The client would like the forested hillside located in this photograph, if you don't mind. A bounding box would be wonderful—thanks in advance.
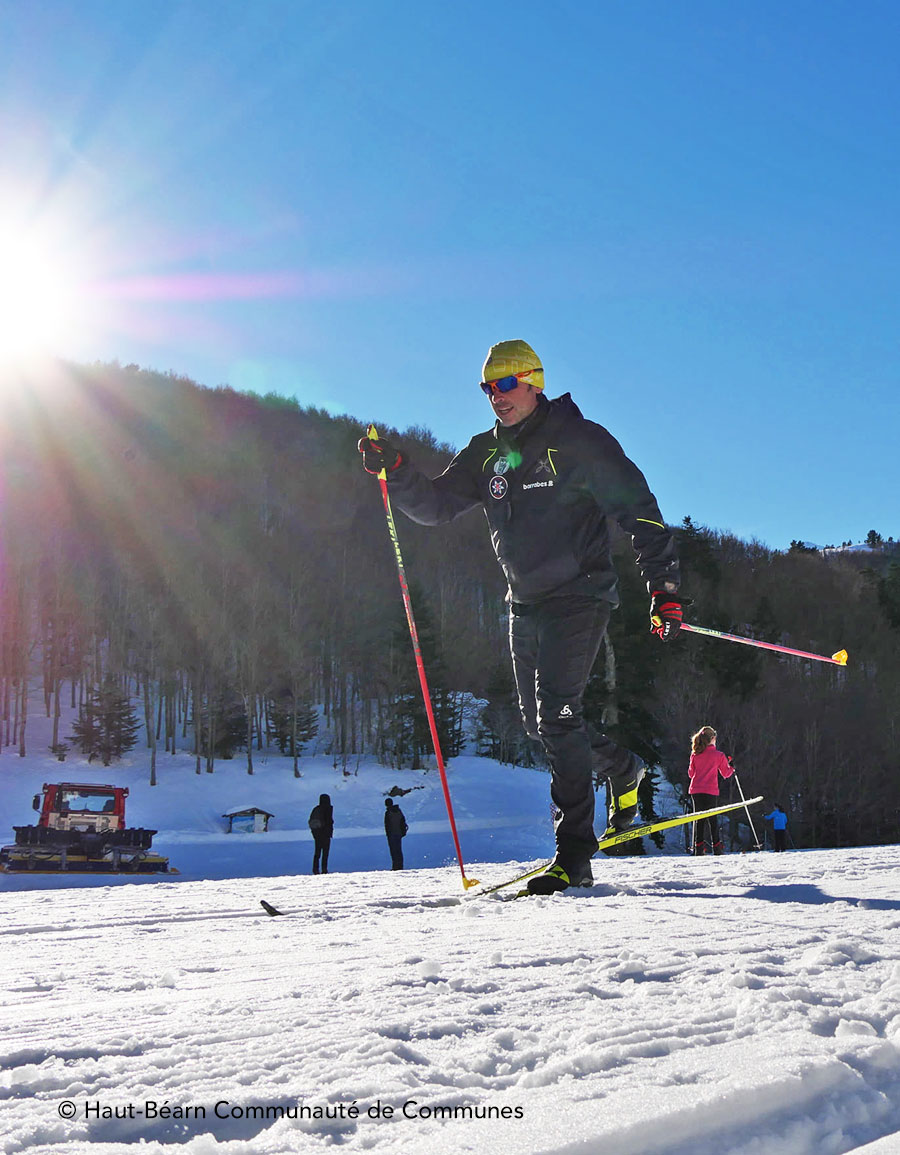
[1,360,897,849]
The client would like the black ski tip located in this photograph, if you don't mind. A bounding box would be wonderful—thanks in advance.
[260,900,284,917]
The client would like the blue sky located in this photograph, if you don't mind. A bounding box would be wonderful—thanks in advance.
[1,0,898,549]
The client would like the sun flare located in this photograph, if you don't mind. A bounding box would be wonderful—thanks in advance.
[0,226,85,364]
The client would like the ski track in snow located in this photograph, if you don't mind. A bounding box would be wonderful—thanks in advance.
[2,848,900,1155]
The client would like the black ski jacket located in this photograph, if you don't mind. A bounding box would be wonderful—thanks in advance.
[308,802,334,839]
[386,392,679,606]
[384,805,408,838]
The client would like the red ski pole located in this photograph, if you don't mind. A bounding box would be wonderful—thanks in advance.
[367,425,479,890]
[680,622,848,667]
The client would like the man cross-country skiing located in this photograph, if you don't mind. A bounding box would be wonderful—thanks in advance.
[359,339,684,895]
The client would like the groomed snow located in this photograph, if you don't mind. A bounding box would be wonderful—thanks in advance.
[2,846,900,1155]
[2,705,899,1153]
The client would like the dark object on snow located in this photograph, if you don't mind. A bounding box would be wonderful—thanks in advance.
[384,798,408,870]
[526,852,594,895]
[260,900,284,916]
[308,793,334,874]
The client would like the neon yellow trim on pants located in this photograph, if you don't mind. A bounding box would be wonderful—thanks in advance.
[615,786,639,812]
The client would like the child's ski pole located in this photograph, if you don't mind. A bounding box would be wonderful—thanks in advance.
[732,770,762,851]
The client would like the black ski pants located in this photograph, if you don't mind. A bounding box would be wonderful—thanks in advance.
[387,833,404,870]
[312,835,330,874]
[510,595,644,861]
[691,793,718,850]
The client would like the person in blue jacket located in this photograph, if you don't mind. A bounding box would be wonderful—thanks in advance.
[764,804,788,851]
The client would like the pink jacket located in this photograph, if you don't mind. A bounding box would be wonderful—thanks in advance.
[688,744,734,796]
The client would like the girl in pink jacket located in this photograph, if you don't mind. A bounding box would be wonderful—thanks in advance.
[688,725,734,856]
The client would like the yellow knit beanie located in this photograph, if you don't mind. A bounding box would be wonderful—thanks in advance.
[481,339,544,389]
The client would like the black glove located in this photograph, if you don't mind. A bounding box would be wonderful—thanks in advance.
[358,435,403,476]
[649,589,690,642]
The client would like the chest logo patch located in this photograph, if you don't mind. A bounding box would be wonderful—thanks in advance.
[489,475,509,500]
[493,457,511,475]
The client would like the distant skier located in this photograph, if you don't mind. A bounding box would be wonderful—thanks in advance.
[308,793,334,874]
[359,339,683,895]
[688,726,734,855]
[384,797,408,870]
[764,804,789,851]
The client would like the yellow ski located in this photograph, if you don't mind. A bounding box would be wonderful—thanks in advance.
[475,796,764,897]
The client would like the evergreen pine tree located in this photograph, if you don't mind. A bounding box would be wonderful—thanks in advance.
[379,584,458,769]
[877,563,900,629]
[476,662,535,766]
[70,675,141,766]
[268,694,319,756]
[192,691,247,760]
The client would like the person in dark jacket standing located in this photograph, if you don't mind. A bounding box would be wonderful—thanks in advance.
[308,793,334,874]
[687,726,734,855]
[384,797,408,870]
[359,339,683,895]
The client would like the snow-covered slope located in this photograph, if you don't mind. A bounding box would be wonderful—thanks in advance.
[2,847,900,1155]
[0,685,688,891]
[0,748,564,889]
[3,687,899,1154]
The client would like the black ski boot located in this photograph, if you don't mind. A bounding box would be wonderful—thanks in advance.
[527,853,594,896]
